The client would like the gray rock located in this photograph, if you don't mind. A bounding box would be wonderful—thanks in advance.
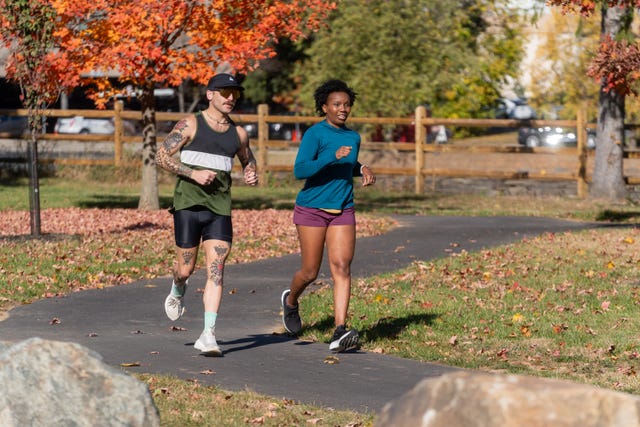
[376,371,640,427]
[0,337,159,427]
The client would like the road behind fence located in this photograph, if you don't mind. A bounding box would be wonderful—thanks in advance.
[2,103,640,198]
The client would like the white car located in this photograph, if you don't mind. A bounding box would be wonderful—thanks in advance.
[54,116,115,134]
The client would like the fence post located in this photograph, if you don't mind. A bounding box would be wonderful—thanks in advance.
[414,105,427,194]
[113,100,124,167]
[257,104,268,186]
[576,105,587,198]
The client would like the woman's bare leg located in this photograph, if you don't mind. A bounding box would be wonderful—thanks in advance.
[287,225,327,305]
[325,224,356,326]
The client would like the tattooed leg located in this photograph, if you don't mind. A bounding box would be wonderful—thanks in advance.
[202,240,231,313]
[174,246,198,285]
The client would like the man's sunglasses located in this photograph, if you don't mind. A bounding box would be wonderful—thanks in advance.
[216,88,241,99]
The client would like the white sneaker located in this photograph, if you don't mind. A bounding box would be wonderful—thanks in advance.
[194,329,222,356]
[164,293,186,321]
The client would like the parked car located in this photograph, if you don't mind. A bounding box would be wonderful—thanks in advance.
[54,116,115,134]
[242,121,307,141]
[495,98,536,120]
[518,126,596,149]
[486,98,537,135]
[0,116,28,135]
[426,125,452,144]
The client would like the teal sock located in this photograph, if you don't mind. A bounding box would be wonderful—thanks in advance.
[171,280,187,297]
[204,312,217,331]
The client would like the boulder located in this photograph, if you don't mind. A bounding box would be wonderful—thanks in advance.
[376,371,640,427]
[0,338,159,427]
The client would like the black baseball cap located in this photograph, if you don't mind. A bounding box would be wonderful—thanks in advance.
[206,73,244,91]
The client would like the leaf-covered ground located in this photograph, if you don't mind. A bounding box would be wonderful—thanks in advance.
[0,208,394,257]
[0,208,395,310]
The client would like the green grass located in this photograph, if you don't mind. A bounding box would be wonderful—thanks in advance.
[137,373,374,427]
[0,176,175,210]
[5,172,640,223]
[297,228,640,393]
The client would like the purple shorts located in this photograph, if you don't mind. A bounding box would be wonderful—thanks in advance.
[293,205,356,227]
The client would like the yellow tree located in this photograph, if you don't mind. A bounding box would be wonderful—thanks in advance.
[526,9,600,120]
[49,0,334,209]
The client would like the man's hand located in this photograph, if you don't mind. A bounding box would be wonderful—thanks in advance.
[244,162,258,186]
[192,169,217,186]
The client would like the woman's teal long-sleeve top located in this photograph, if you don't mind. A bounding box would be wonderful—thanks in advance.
[293,120,362,210]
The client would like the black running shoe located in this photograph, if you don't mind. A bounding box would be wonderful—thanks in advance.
[329,325,359,353]
[281,290,302,335]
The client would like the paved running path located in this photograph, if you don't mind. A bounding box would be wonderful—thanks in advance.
[0,216,595,414]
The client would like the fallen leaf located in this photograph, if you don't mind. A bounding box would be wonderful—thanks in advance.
[49,317,60,325]
[199,369,216,375]
[323,355,340,364]
[551,323,568,334]
[120,362,140,367]
[449,335,458,346]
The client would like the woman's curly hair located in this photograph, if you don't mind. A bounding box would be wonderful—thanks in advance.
[313,79,357,116]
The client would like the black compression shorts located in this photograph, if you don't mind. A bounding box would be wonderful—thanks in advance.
[173,206,233,248]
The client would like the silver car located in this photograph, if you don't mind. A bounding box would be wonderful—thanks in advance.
[54,116,115,134]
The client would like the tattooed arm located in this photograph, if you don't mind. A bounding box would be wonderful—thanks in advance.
[156,116,216,186]
[235,125,258,186]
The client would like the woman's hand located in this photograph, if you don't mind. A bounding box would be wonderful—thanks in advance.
[335,145,352,159]
[361,165,376,187]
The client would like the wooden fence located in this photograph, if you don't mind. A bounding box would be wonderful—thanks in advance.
[1,103,638,198]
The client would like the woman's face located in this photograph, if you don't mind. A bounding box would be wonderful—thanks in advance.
[322,91,352,127]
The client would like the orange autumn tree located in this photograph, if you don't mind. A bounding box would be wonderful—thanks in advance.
[546,0,640,200]
[0,0,82,236]
[49,0,335,209]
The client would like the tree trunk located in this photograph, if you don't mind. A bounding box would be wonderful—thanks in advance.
[137,84,160,210]
[27,133,41,237]
[589,4,628,201]
[27,111,47,237]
